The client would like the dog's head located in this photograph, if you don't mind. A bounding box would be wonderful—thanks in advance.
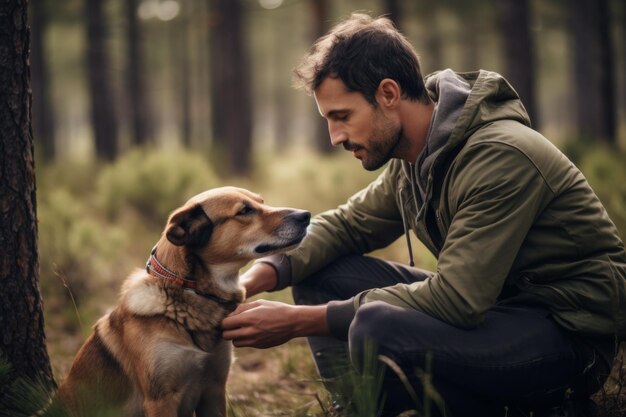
[163,187,310,266]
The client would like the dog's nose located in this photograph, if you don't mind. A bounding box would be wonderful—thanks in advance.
[287,210,311,225]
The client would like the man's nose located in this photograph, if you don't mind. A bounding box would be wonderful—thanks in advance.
[328,123,347,147]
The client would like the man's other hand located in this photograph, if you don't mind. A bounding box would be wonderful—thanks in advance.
[221,300,329,349]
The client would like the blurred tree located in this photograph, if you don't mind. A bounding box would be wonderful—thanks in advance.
[418,0,443,73]
[264,5,291,153]
[85,0,119,160]
[452,1,483,71]
[622,1,626,123]
[126,0,154,146]
[311,0,333,154]
[0,0,55,404]
[174,1,192,147]
[30,0,57,163]
[495,0,538,128]
[569,0,616,143]
[209,0,252,175]
[381,0,401,29]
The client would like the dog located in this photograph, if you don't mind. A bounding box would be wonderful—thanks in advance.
[53,187,310,417]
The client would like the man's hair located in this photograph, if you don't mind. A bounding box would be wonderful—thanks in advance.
[294,13,429,105]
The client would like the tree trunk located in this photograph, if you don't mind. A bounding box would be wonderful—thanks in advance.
[454,2,481,72]
[208,0,252,175]
[495,0,538,128]
[622,1,626,124]
[418,0,443,74]
[622,2,626,126]
[271,7,291,152]
[0,0,55,405]
[381,0,401,29]
[85,0,118,160]
[125,0,153,146]
[29,0,56,162]
[175,2,192,148]
[311,0,333,154]
[569,0,616,143]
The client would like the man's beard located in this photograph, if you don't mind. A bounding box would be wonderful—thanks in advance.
[349,117,403,171]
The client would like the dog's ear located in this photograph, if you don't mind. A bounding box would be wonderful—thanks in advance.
[166,204,213,248]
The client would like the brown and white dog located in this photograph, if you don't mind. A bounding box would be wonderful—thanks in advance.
[54,187,310,417]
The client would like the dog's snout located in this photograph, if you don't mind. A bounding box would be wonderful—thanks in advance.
[287,210,311,225]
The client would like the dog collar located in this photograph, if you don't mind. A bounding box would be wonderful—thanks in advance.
[146,246,236,308]
[146,246,197,289]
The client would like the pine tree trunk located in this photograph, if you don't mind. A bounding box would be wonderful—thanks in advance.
[311,0,333,154]
[85,0,118,160]
[570,0,616,143]
[381,0,401,29]
[126,0,153,146]
[29,0,56,162]
[209,0,252,176]
[175,3,192,147]
[496,0,538,128]
[0,0,55,406]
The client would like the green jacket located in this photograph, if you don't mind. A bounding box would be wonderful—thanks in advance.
[266,70,626,345]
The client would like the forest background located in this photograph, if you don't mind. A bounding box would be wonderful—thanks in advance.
[1,0,626,416]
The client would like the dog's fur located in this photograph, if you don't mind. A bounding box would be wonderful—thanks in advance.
[54,187,309,417]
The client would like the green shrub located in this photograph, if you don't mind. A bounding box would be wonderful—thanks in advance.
[576,146,626,238]
[254,151,381,215]
[96,148,221,224]
[38,188,126,312]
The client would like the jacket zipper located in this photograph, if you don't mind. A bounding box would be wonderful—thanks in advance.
[435,210,445,241]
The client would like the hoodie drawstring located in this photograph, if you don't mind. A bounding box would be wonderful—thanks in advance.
[399,164,430,268]
[399,190,415,267]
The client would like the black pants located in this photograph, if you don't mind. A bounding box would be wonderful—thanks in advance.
[293,255,608,417]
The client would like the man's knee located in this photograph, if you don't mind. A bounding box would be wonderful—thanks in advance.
[349,302,401,358]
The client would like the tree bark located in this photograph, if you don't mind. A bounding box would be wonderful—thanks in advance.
[495,0,538,128]
[311,0,333,154]
[29,0,56,162]
[208,0,252,175]
[569,0,616,143]
[125,0,153,146]
[0,0,55,406]
[85,0,118,160]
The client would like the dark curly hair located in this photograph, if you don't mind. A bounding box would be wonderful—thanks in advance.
[293,13,429,105]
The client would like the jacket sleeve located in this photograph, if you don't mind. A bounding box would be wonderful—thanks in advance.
[266,162,406,290]
[359,142,555,329]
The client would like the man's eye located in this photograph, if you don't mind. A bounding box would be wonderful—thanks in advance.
[237,205,255,216]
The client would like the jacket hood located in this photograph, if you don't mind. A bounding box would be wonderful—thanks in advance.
[425,69,531,139]
[404,69,532,197]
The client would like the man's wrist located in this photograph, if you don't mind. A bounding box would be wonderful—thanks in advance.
[254,255,292,291]
[242,262,278,297]
[293,304,330,337]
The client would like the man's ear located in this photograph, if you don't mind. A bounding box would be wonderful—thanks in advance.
[376,78,401,108]
[165,204,213,248]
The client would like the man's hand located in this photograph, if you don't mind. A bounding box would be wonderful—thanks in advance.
[221,300,329,349]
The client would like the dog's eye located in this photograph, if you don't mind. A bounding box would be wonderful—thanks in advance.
[237,205,255,216]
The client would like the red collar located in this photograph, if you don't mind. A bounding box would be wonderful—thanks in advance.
[146,246,198,290]
[145,246,236,308]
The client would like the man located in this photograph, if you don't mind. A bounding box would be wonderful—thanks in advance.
[222,13,626,416]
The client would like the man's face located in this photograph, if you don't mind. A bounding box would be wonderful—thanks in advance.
[314,77,402,171]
